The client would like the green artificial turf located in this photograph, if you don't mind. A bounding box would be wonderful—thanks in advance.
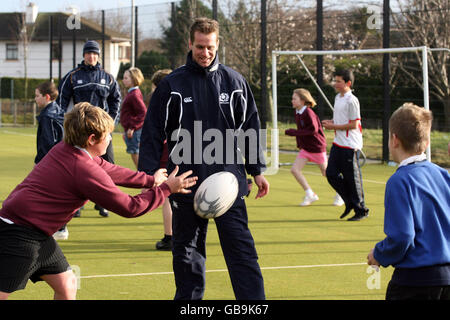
[1,127,396,300]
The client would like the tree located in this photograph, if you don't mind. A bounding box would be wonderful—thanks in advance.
[160,0,212,69]
[137,50,171,78]
[10,7,38,101]
[392,0,450,130]
[117,50,170,80]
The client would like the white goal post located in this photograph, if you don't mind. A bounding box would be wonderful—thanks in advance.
[271,46,434,167]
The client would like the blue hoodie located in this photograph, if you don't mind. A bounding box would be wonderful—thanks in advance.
[35,101,65,164]
[139,52,266,202]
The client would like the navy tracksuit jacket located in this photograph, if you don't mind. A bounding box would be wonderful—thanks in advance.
[139,52,266,300]
[58,61,121,122]
[35,101,65,164]
[58,61,121,163]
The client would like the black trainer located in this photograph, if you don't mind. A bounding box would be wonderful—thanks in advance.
[94,204,109,217]
[347,208,369,221]
[340,206,353,219]
[156,236,172,251]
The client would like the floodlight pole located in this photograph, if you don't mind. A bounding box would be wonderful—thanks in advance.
[271,51,278,130]
[422,46,431,161]
[131,0,135,67]
[271,51,279,172]
[382,0,390,163]
[316,0,324,119]
[260,0,267,129]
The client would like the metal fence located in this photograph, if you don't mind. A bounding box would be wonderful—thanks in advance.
[1,0,448,163]
[0,100,37,127]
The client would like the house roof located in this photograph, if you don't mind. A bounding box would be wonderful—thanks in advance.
[0,12,130,42]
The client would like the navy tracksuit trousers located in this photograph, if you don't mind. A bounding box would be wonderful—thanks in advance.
[326,144,368,214]
[170,196,265,300]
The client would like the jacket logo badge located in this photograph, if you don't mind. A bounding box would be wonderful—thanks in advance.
[219,93,229,104]
[183,97,193,103]
[101,79,106,84]
[77,80,83,84]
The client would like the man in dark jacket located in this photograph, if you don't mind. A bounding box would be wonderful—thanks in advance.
[58,40,121,217]
[139,18,269,300]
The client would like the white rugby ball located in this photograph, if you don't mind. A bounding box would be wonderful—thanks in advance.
[193,171,239,219]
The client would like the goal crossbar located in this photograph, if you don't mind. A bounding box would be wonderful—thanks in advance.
[271,46,432,163]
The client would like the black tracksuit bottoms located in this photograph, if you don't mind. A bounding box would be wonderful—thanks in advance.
[326,144,368,214]
[170,196,265,300]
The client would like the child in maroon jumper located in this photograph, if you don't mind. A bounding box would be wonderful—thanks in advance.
[120,67,147,168]
[0,103,197,300]
[285,88,327,206]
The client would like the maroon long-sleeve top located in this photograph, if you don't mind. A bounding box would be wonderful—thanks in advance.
[0,142,171,236]
[119,88,147,131]
[285,107,327,153]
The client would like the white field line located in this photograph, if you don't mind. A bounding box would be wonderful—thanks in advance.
[1,129,389,185]
[2,130,35,137]
[278,167,387,185]
[1,130,123,137]
[79,262,366,279]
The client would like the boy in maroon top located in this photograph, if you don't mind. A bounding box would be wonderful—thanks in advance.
[285,88,327,206]
[0,103,197,300]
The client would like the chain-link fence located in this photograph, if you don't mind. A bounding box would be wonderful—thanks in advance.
[1,0,448,165]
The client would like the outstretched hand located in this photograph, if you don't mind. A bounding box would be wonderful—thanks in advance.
[165,166,198,194]
[153,168,168,187]
[321,119,334,130]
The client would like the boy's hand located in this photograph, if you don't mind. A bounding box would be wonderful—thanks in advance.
[165,166,198,194]
[367,248,380,267]
[153,168,168,187]
[321,119,334,130]
[126,128,134,139]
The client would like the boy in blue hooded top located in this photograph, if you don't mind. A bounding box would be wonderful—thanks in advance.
[367,103,450,300]
[34,81,64,164]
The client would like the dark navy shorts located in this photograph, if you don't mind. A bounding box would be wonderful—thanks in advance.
[0,219,70,293]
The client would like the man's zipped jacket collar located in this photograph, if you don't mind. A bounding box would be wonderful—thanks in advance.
[79,60,101,71]
[185,51,220,75]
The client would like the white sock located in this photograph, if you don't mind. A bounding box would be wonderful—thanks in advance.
[305,189,314,197]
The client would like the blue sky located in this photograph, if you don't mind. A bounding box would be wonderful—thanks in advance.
[1,0,170,12]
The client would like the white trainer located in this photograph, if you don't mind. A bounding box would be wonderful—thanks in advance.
[300,193,319,206]
[53,227,69,240]
[333,194,345,206]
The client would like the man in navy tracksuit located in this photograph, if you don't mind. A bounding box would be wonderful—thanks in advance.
[139,18,269,300]
[58,40,121,217]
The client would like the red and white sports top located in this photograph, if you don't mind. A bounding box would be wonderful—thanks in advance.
[333,90,363,150]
